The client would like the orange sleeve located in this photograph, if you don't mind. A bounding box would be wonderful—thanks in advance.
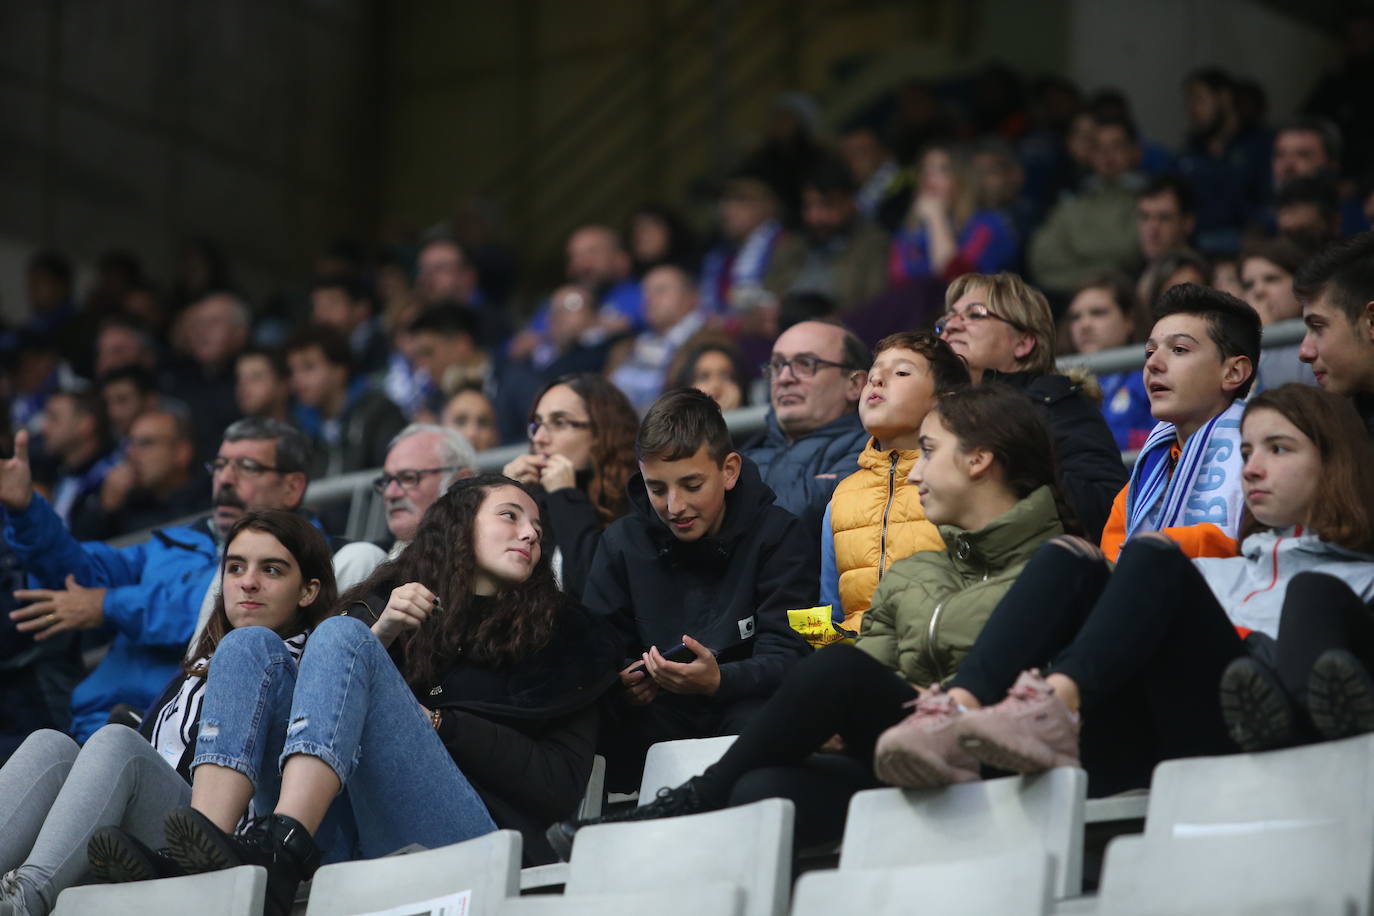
[1100,484,1239,561]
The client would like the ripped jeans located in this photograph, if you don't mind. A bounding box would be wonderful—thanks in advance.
[192,616,497,860]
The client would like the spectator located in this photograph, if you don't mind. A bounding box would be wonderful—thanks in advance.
[362,423,476,558]
[743,320,871,553]
[1028,114,1146,301]
[0,511,338,909]
[937,272,1127,541]
[584,389,815,790]
[168,292,250,462]
[1268,116,1369,236]
[1061,273,1154,450]
[85,409,209,539]
[766,154,890,311]
[1240,237,1317,391]
[415,236,481,307]
[839,125,901,223]
[970,137,1032,243]
[37,389,118,541]
[98,365,160,442]
[1,418,370,743]
[284,325,407,476]
[887,144,1018,286]
[1087,88,1177,177]
[503,374,638,600]
[1295,232,1374,434]
[440,386,500,453]
[22,251,78,343]
[820,332,970,633]
[627,203,697,277]
[310,275,391,377]
[92,315,158,379]
[1275,175,1341,249]
[608,265,707,412]
[1098,284,1261,560]
[1135,175,1197,272]
[670,335,751,411]
[699,178,783,319]
[1175,67,1271,255]
[523,284,613,380]
[1138,248,1211,311]
[234,347,295,426]
[1210,253,1246,301]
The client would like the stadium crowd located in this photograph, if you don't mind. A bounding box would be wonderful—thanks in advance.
[3,52,1374,916]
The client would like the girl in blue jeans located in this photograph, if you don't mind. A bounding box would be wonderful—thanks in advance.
[0,510,336,916]
[116,475,621,916]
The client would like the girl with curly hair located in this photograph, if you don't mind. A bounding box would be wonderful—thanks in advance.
[114,476,622,916]
[504,373,639,599]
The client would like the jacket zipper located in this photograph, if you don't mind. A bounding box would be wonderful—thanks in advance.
[925,561,990,683]
[877,452,899,581]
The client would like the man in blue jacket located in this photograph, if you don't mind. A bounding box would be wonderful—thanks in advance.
[1,417,315,741]
[742,320,870,556]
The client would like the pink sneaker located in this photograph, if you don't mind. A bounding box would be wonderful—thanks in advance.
[874,690,981,789]
[957,670,1081,773]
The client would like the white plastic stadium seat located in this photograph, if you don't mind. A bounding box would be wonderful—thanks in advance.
[494,883,744,916]
[52,866,265,916]
[839,767,1087,899]
[637,735,737,802]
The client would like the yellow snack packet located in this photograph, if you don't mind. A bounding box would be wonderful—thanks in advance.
[787,606,857,649]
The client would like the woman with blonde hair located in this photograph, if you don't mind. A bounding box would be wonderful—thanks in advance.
[888,144,1019,286]
[936,271,1125,540]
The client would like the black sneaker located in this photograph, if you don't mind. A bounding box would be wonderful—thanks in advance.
[163,807,320,916]
[1308,649,1374,741]
[545,778,713,862]
[1219,656,1299,752]
[87,826,187,883]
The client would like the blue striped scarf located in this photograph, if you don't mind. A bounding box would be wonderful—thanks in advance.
[1124,400,1248,540]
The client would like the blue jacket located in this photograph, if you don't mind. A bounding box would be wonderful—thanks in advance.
[3,494,219,741]
[742,411,868,556]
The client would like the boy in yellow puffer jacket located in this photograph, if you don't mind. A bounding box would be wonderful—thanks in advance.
[820,332,970,632]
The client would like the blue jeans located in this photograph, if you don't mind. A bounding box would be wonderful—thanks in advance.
[193,617,497,859]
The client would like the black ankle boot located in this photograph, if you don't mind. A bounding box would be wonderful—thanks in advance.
[88,826,188,883]
[545,777,716,862]
[1308,649,1374,740]
[1219,656,1301,751]
[164,807,320,916]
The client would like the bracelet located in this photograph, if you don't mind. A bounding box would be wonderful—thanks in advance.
[430,707,443,730]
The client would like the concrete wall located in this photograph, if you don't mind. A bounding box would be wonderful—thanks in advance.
[0,0,380,323]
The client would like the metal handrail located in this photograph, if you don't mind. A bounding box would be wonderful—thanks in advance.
[1055,318,1305,374]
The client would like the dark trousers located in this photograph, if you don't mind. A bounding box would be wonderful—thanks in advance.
[1270,572,1374,700]
[599,692,770,793]
[950,537,1246,796]
[692,644,918,848]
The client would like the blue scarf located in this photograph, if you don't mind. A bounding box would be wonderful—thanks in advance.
[1124,400,1248,540]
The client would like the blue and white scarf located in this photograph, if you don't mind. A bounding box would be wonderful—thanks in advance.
[1124,400,1247,540]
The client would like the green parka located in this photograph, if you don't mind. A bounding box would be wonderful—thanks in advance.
[856,485,1064,687]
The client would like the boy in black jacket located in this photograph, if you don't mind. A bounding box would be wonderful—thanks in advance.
[584,388,816,789]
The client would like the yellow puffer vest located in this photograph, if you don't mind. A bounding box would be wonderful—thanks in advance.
[831,438,944,633]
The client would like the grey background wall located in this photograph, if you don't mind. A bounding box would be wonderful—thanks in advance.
[0,0,1340,323]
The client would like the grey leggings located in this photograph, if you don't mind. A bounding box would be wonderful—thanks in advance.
[0,725,191,916]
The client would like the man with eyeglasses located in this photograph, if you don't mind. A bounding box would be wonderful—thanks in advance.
[79,409,209,540]
[351,423,477,559]
[742,320,871,554]
[0,417,382,742]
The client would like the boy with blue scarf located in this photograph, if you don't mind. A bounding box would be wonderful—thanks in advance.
[1100,283,1261,560]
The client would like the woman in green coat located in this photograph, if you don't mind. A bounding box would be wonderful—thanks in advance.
[546,384,1072,855]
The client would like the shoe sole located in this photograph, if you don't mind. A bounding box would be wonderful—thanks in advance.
[1309,651,1374,741]
[1219,659,1296,752]
[957,722,1077,774]
[164,808,241,876]
[87,828,158,884]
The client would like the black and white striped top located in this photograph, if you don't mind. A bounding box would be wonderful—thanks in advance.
[148,630,309,772]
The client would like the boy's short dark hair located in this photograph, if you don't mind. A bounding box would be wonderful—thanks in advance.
[636,388,734,466]
[1137,174,1196,216]
[1151,283,1262,398]
[409,302,481,340]
[313,273,375,310]
[99,364,159,395]
[1293,231,1374,325]
[284,324,354,373]
[1276,175,1340,220]
[872,331,970,395]
[238,346,289,380]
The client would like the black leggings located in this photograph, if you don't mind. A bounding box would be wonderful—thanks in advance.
[1270,572,1374,700]
[949,536,1247,796]
[694,644,918,849]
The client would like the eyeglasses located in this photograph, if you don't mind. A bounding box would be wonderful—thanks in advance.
[933,302,1027,337]
[760,355,858,380]
[371,466,462,494]
[205,457,285,477]
[528,416,591,438]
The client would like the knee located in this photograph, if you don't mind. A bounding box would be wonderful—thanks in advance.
[1118,532,1185,568]
[218,624,289,659]
[84,723,148,756]
[302,614,371,654]
[1287,571,1356,606]
[20,728,79,765]
[799,643,867,679]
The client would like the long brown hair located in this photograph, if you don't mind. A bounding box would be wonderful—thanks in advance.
[1238,384,1374,553]
[186,510,338,677]
[336,475,564,688]
[530,373,639,527]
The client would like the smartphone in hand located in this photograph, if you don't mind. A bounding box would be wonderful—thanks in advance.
[628,641,703,674]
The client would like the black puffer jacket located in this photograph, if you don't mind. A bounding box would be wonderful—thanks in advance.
[582,456,815,713]
[984,370,1128,543]
[345,591,622,864]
